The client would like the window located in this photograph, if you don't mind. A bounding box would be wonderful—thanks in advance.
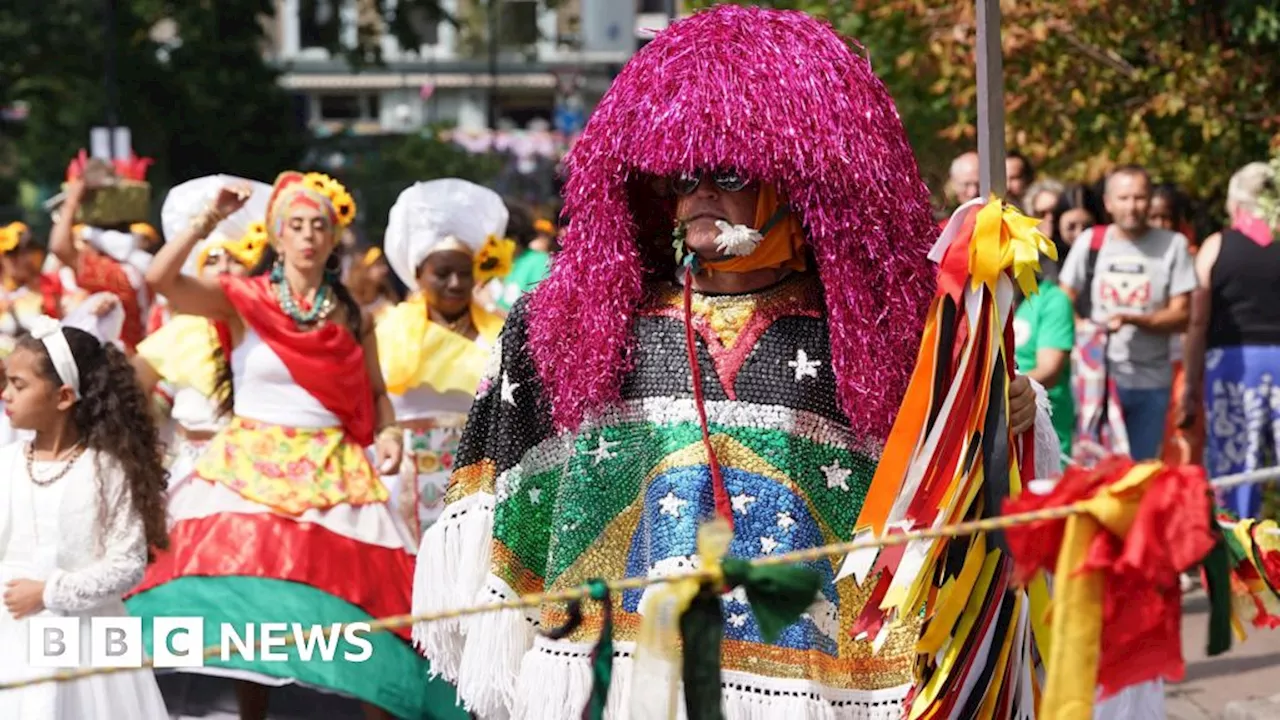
[397,1,440,47]
[500,0,539,47]
[300,0,342,49]
[639,0,670,13]
[319,95,363,121]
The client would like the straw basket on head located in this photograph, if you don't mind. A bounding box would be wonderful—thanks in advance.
[60,150,153,227]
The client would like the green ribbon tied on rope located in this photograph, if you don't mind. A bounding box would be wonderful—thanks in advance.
[678,558,825,720]
[550,560,821,720]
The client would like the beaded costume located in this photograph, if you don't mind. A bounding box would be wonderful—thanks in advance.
[414,6,1049,720]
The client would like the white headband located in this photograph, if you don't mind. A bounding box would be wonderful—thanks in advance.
[27,316,81,400]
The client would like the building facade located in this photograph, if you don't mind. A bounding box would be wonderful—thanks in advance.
[267,0,678,136]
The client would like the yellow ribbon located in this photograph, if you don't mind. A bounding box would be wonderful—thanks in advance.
[1041,462,1161,720]
[630,518,732,720]
[969,196,1059,297]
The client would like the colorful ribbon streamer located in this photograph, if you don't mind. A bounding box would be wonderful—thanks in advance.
[1004,457,1217,720]
[838,196,1051,719]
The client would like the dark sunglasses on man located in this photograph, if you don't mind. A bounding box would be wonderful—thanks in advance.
[671,169,753,196]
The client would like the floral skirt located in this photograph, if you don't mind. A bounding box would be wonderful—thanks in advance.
[1204,345,1280,519]
[396,418,465,540]
[195,416,388,515]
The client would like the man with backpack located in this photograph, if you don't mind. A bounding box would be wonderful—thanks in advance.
[1060,164,1197,460]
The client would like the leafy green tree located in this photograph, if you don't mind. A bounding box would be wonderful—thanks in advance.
[690,0,1280,216]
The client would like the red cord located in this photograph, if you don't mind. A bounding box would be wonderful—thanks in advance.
[683,267,734,527]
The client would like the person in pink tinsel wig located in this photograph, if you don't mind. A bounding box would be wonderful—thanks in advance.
[411,6,1044,719]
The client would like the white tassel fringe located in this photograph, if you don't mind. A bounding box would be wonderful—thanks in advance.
[412,493,496,681]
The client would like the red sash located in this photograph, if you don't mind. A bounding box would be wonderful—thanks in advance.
[38,273,63,318]
[220,275,374,446]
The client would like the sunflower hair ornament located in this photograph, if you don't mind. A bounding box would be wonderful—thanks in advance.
[0,222,24,254]
[266,171,358,242]
[474,234,516,285]
[229,221,270,268]
[302,172,357,228]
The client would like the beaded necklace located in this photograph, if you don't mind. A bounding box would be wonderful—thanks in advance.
[271,262,335,326]
[25,441,85,487]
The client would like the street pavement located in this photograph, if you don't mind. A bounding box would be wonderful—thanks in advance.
[1171,591,1280,720]
[159,590,1280,719]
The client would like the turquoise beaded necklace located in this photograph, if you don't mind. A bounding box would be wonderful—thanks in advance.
[271,261,336,326]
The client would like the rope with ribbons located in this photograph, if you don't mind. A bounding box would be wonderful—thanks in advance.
[4,197,1278,720]
[0,465,1276,720]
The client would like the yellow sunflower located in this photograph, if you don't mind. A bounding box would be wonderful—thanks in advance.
[332,194,357,227]
[0,225,18,255]
[474,234,516,284]
[304,173,332,195]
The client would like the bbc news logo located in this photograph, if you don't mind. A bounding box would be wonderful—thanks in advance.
[29,617,373,668]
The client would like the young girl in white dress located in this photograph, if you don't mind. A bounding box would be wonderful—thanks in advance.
[0,316,169,719]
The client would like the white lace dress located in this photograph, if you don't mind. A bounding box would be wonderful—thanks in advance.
[0,443,168,719]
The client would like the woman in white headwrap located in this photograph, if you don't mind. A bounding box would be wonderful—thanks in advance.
[131,175,271,486]
[377,179,513,538]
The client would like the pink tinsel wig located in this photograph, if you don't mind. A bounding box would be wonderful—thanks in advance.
[527,4,937,441]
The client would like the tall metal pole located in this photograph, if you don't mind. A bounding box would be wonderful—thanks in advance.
[487,0,500,129]
[104,0,120,157]
[975,0,1006,199]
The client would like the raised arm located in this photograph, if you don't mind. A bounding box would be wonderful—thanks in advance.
[146,185,249,319]
[49,181,86,269]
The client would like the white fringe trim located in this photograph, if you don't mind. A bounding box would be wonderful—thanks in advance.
[412,492,496,681]
[512,636,910,720]
[456,577,539,719]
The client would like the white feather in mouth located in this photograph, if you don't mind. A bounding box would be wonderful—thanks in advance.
[713,220,763,257]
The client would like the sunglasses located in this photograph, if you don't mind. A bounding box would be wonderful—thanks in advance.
[671,169,753,196]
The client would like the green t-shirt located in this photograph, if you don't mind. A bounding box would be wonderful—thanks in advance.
[496,249,552,311]
[1013,281,1076,459]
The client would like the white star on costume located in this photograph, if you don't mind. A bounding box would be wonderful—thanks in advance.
[528,487,541,505]
[728,613,749,628]
[821,462,851,492]
[585,435,620,466]
[500,372,520,405]
[659,491,688,519]
[731,493,757,515]
[760,536,779,554]
[787,348,820,381]
[776,510,796,531]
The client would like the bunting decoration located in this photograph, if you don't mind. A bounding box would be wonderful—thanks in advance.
[835,196,1055,719]
[1002,457,1217,720]
[1218,514,1280,638]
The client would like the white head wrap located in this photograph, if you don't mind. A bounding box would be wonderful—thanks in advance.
[384,179,509,288]
[161,174,272,277]
[80,227,141,264]
[26,316,82,400]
